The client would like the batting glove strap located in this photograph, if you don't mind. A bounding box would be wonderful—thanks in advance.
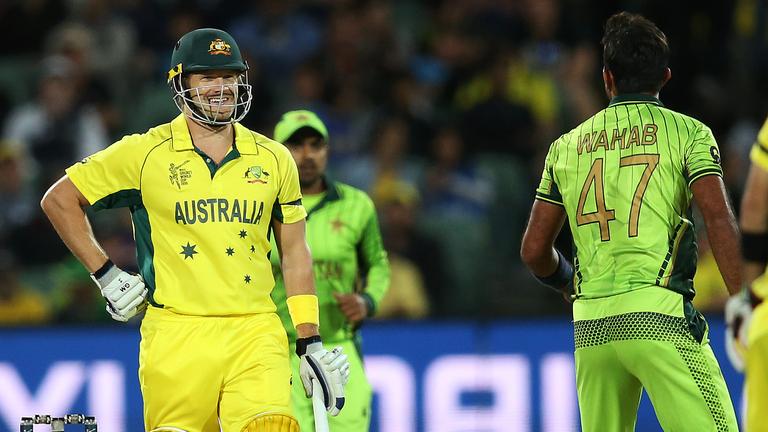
[92,259,120,286]
[296,336,323,356]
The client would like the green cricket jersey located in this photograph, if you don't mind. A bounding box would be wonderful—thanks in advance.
[536,94,723,300]
[271,179,390,343]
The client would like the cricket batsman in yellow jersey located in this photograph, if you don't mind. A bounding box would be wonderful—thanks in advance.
[40,28,349,432]
[727,116,768,432]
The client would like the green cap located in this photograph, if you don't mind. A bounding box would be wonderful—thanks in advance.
[167,28,247,82]
[274,110,329,143]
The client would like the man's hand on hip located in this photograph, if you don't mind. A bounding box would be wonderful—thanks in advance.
[91,260,147,322]
[296,336,351,416]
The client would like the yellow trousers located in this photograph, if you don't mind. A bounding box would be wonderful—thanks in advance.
[139,307,292,432]
[747,302,768,432]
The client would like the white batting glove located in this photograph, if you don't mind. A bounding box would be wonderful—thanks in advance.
[725,291,752,372]
[296,336,350,416]
[90,260,148,322]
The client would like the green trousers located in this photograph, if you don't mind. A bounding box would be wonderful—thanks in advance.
[574,288,738,431]
[289,339,371,432]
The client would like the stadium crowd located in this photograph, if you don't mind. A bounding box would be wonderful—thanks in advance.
[0,0,763,324]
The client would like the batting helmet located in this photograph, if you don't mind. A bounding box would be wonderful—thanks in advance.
[167,28,252,125]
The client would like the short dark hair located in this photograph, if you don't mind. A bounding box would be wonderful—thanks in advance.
[602,12,669,94]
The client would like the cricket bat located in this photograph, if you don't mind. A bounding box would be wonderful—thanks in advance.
[312,378,330,432]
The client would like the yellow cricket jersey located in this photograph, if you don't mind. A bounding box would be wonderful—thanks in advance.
[66,114,307,316]
[750,117,768,300]
[751,117,768,173]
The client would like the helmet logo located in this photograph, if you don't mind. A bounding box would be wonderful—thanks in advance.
[208,38,232,56]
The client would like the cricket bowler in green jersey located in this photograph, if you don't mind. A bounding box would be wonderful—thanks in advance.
[521,13,741,431]
[270,110,391,432]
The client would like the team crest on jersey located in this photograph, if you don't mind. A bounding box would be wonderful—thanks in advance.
[208,38,232,56]
[244,165,269,184]
[169,160,192,189]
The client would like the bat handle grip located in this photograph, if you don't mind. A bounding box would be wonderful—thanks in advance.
[312,378,330,432]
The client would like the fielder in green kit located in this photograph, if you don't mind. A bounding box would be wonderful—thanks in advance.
[270,110,390,432]
[521,12,741,431]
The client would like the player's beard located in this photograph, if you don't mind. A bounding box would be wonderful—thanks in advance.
[298,160,322,189]
[192,85,238,123]
[203,97,235,121]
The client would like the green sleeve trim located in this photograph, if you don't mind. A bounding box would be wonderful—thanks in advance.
[284,198,302,206]
[360,292,377,317]
[535,194,564,207]
[686,168,723,187]
[91,189,142,211]
[271,197,284,223]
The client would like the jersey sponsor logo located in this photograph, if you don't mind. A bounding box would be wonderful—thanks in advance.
[313,260,343,280]
[169,160,192,189]
[174,198,264,225]
[208,38,232,56]
[577,124,658,155]
[244,165,269,184]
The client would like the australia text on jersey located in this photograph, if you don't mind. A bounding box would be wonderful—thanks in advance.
[174,198,265,225]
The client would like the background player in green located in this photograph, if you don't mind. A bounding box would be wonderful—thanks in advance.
[521,12,741,431]
[270,110,390,432]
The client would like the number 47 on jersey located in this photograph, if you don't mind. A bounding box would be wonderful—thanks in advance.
[575,155,660,241]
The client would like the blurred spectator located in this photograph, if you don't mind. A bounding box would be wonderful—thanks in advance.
[0,145,36,243]
[339,116,422,192]
[455,51,538,158]
[421,126,494,219]
[0,0,66,56]
[3,55,109,179]
[382,71,435,156]
[0,253,50,325]
[557,42,603,128]
[375,180,446,316]
[44,21,123,137]
[376,254,429,319]
[66,0,137,81]
[277,59,330,117]
[230,0,322,83]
